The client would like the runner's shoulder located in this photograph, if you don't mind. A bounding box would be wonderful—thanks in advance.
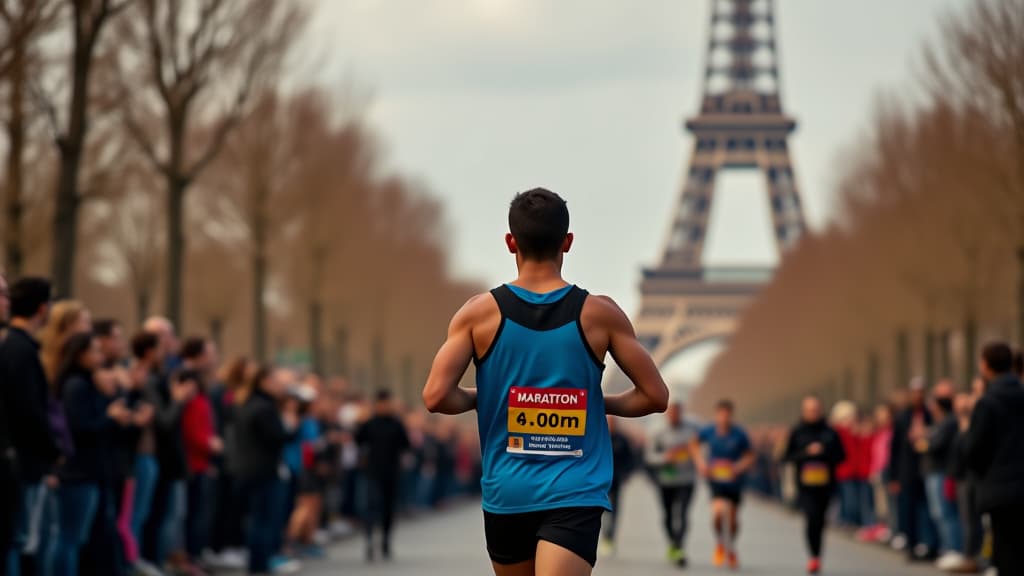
[451,292,500,329]
[581,293,631,327]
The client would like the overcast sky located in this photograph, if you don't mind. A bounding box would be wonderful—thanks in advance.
[305,0,966,314]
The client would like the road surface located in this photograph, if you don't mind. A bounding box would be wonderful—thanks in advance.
[305,479,940,575]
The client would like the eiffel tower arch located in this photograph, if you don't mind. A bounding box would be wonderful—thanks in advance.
[634,0,807,380]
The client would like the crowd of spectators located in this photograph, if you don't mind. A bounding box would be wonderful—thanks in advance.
[0,274,481,576]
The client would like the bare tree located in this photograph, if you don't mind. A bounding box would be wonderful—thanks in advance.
[118,0,304,329]
[0,0,59,275]
[926,0,1024,340]
[43,0,133,297]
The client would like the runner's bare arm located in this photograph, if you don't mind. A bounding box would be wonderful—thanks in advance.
[735,449,756,475]
[690,436,708,477]
[599,296,669,417]
[422,298,479,415]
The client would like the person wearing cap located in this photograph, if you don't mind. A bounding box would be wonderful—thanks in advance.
[355,389,410,561]
[888,377,938,562]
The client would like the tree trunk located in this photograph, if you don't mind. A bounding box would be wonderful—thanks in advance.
[895,329,910,390]
[866,349,881,406]
[334,325,348,378]
[4,42,26,276]
[963,315,978,390]
[939,330,952,378]
[1017,247,1024,345]
[135,289,150,328]
[164,174,186,329]
[309,299,323,376]
[252,248,266,362]
[51,16,96,298]
[209,316,224,352]
[372,334,386,391]
[923,327,936,390]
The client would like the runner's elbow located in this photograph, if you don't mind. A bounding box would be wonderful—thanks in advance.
[649,384,669,413]
[422,384,443,413]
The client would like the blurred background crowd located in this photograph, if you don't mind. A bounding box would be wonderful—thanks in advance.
[0,274,481,576]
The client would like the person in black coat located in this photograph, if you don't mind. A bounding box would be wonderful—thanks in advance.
[356,389,410,562]
[888,378,937,560]
[234,366,296,574]
[47,332,133,576]
[961,342,1024,576]
[783,396,845,575]
[0,277,60,575]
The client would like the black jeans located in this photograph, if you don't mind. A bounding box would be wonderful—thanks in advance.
[991,503,1024,576]
[799,489,831,558]
[365,475,398,549]
[242,477,277,573]
[209,472,245,552]
[0,455,19,576]
[658,484,695,548]
[957,481,983,559]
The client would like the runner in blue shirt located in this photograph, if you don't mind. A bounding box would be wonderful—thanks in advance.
[422,188,669,576]
[691,399,754,570]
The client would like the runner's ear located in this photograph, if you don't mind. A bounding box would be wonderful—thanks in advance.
[562,233,574,254]
[505,233,518,254]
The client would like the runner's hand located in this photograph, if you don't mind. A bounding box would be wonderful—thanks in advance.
[806,442,823,456]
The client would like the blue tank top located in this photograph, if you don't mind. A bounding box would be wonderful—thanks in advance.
[475,284,612,513]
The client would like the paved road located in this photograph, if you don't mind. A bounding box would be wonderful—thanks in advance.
[305,479,940,575]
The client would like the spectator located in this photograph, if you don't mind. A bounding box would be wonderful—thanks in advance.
[124,334,162,576]
[889,377,938,561]
[205,356,251,570]
[961,342,1024,575]
[830,401,861,527]
[179,337,222,566]
[140,317,195,573]
[355,389,410,562]
[948,387,984,574]
[923,381,962,569]
[285,384,327,559]
[93,320,126,369]
[46,332,132,576]
[0,272,14,574]
[235,367,297,575]
[39,301,92,384]
[860,403,894,544]
[1,278,60,576]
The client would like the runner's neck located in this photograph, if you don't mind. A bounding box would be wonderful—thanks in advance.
[512,259,568,294]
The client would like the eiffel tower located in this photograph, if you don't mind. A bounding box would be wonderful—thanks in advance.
[634,0,807,371]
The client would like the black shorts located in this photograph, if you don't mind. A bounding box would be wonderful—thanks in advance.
[483,506,604,567]
[709,484,743,505]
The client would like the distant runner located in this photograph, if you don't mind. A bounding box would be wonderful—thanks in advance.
[784,396,846,575]
[691,399,754,570]
[423,188,669,576]
[645,401,700,567]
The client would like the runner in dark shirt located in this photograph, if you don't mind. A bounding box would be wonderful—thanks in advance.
[355,389,410,561]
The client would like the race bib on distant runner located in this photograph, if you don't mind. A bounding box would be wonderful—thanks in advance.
[667,446,690,463]
[507,387,587,457]
[709,459,736,482]
[801,462,830,487]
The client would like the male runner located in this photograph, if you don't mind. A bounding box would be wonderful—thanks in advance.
[691,399,754,570]
[645,400,700,567]
[423,188,669,576]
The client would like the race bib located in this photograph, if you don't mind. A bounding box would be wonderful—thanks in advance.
[801,462,830,487]
[709,459,735,482]
[667,446,690,463]
[507,387,587,457]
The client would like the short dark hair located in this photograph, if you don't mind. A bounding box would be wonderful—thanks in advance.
[716,399,735,413]
[508,188,570,261]
[9,277,51,319]
[180,336,207,361]
[175,368,203,386]
[375,388,393,402]
[131,332,159,360]
[982,342,1014,375]
[93,318,120,338]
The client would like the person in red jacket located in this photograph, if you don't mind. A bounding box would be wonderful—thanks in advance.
[831,401,864,527]
[180,337,223,567]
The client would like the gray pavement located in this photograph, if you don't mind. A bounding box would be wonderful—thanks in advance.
[305,479,942,575]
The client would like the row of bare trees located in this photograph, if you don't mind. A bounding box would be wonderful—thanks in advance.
[692,0,1024,421]
[1,1,481,398]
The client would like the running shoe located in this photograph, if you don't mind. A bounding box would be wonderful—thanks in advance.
[727,550,739,570]
[807,557,821,574]
[713,544,726,567]
[599,538,615,558]
[676,549,688,568]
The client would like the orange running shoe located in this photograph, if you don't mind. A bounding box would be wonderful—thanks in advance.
[807,557,821,574]
[727,550,739,570]
[713,544,726,567]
